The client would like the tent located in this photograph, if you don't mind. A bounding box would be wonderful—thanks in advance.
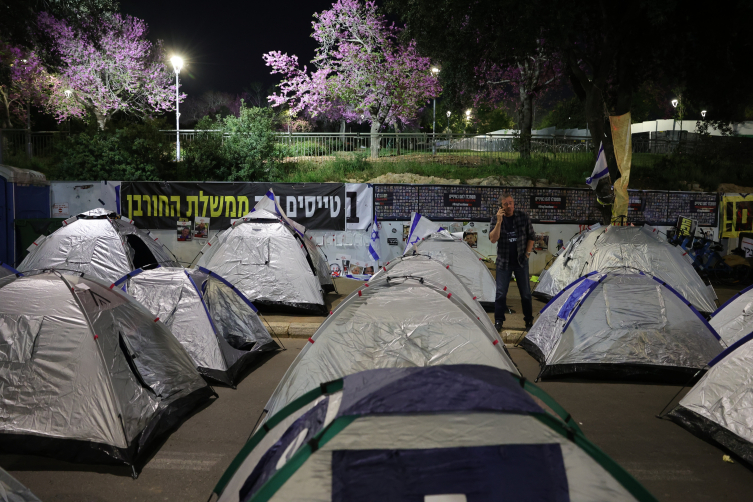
[523,272,723,382]
[370,254,497,334]
[211,365,657,502]
[668,331,753,466]
[17,208,179,284]
[0,270,213,467]
[195,191,333,314]
[115,266,279,386]
[405,229,496,310]
[709,284,753,345]
[262,272,517,422]
[0,262,20,281]
[0,467,41,502]
[534,225,718,314]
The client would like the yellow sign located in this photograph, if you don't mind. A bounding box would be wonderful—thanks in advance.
[609,112,632,224]
[722,194,753,237]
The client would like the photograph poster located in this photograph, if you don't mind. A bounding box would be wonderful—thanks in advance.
[177,220,193,242]
[194,216,210,241]
[534,232,550,251]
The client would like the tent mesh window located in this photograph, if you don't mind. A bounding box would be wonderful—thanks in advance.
[604,283,667,329]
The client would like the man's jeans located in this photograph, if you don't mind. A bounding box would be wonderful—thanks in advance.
[495,260,533,324]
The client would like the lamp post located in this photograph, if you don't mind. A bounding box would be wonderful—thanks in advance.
[171,56,183,161]
[671,97,683,140]
[465,109,471,134]
[431,67,440,154]
[446,110,451,152]
[701,110,707,119]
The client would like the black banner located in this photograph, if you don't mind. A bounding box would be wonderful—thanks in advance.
[530,194,567,210]
[120,182,345,230]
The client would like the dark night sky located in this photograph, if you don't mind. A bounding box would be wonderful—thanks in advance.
[119,0,341,98]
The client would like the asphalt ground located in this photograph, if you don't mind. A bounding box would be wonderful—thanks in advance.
[3,280,752,501]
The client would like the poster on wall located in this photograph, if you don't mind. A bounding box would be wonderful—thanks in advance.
[741,237,753,258]
[463,230,478,248]
[121,182,345,231]
[722,194,753,238]
[345,183,374,230]
[534,232,549,251]
[193,217,210,241]
[177,220,193,242]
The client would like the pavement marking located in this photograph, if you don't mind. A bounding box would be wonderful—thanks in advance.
[619,462,697,481]
[145,452,225,471]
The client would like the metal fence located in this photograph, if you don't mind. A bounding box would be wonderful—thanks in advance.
[0,129,66,164]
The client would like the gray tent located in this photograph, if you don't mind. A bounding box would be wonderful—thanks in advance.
[523,272,723,382]
[709,284,753,345]
[668,331,753,465]
[195,208,333,314]
[0,262,20,281]
[534,225,717,314]
[0,270,213,467]
[406,231,497,310]
[262,271,517,422]
[0,467,40,502]
[212,366,656,502]
[115,266,279,386]
[17,208,179,284]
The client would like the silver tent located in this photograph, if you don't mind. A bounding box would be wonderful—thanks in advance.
[195,208,332,314]
[0,270,213,467]
[668,331,753,465]
[262,271,517,422]
[0,467,40,502]
[405,230,497,310]
[212,366,655,502]
[115,266,279,386]
[17,208,179,284]
[523,272,723,382]
[709,284,753,345]
[0,262,20,281]
[534,225,717,314]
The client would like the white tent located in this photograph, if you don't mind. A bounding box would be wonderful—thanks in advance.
[523,272,723,382]
[262,271,516,422]
[534,225,717,314]
[17,208,179,284]
[0,467,41,502]
[668,331,753,465]
[212,366,655,502]
[116,266,279,386]
[709,284,753,345]
[0,270,212,467]
[195,192,333,314]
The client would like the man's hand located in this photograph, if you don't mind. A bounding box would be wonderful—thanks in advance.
[496,208,505,219]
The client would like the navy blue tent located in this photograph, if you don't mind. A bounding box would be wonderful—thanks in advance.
[211,365,656,502]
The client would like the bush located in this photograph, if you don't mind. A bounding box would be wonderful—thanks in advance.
[181,117,224,181]
[54,120,175,181]
[286,140,331,157]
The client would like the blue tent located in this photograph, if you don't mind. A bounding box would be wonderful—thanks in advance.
[211,365,657,502]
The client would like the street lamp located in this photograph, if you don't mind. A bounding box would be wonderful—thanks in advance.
[431,67,440,154]
[671,96,682,140]
[465,109,471,134]
[170,56,183,161]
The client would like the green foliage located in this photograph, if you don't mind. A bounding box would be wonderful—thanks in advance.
[54,119,175,181]
[475,106,515,134]
[286,140,332,157]
[537,98,586,130]
[182,104,284,181]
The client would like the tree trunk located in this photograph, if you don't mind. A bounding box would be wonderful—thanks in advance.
[395,122,401,156]
[369,120,381,159]
[518,87,534,159]
[95,111,107,130]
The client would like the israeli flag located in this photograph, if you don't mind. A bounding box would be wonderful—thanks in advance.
[403,212,443,255]
[586,142,609,189]
[368,212,381,262]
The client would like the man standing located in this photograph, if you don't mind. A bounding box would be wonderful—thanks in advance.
[489,192,535,332]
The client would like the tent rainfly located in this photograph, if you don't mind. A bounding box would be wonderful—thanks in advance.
[523,272,723,382]
[211,365,658,502]
[195,190,333,314]
[0,466,41,502]
[262,271,517,422]
[534,225,718,314]
[668,330,753,466]
[709,284,753,346]
[17,208,179,284]
[0,271,213,467]
[0,262,21,281]
[115,266,279,386]
[402,212,496,310]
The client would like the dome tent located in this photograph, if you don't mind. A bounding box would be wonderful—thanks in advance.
[114,266,279,386]
[17,208,179,284]
[668,331,753,466]
[709,284,753,345]
[522,272,723,382]
[211,366,657,502]
[262,271,517,422]
[403,212,496,310]
[0,466,41,502]
[534,225,717,314]
[0,262,20,281]
[195,190,333,314]
[0,270,213,468]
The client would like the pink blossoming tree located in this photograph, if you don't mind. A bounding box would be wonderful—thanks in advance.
[263,0,440,158]
[37,12,182,130]
[0,41,54,128]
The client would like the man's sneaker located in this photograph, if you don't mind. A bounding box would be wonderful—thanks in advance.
[525,320,534,330]
[494,321,503,332]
